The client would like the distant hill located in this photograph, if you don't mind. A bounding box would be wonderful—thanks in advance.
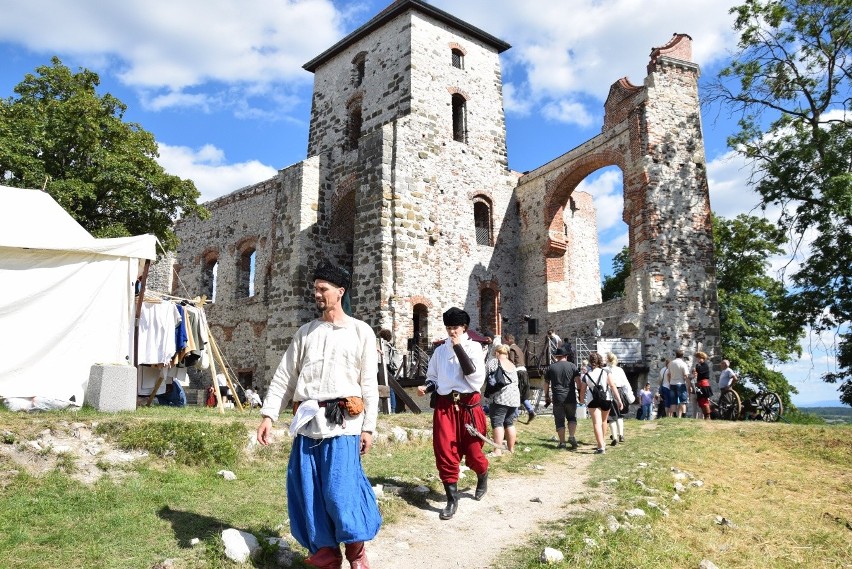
[799,406,852,425]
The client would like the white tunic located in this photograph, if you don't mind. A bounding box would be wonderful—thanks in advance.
[261,316,378,438]
[426,333,486,394]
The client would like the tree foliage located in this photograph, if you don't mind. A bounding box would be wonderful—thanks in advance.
[0,57,206,251]
[601,246,631,301]
[708,0,852,405]
[713,213,804,406]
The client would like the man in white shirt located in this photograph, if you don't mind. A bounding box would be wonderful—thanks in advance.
[417,307,488,520]
[667,349,692,418]
[718,359,738,391]
[257,260,380,569]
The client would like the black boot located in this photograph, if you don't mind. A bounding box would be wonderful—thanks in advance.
[439,482,458,520]
[474,471,488,500]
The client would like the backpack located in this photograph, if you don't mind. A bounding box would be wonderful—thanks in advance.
[484,364,511,397]
[586,369,609,406]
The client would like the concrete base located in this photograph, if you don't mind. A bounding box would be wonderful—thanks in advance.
[85,364,137,412]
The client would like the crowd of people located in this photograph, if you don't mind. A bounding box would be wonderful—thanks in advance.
[249,258,739,568]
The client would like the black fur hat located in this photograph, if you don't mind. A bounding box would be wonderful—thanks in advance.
[313,260,351,289]
[442,307,470,327]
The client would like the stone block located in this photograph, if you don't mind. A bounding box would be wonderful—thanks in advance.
[85,364,137,412]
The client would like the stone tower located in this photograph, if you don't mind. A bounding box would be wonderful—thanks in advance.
[300,0,522,347]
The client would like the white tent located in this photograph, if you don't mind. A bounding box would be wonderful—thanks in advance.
[0,186,157,403]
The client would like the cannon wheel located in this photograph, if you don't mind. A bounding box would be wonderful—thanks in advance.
[758,392,783,422]
[718,390,741,421]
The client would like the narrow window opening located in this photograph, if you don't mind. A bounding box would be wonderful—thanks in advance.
[474,200,492,246]
[203,258,218,303]
[452,94,467,143]
[451,48,464,69]
[347,103,362,150]
[237,248,256,298]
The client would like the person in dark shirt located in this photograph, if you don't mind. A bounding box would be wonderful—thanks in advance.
[543,344,582,449]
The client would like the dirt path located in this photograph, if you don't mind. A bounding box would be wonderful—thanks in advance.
[366,448,598,569]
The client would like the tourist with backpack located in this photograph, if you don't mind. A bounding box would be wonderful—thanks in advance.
[579,352,623,454]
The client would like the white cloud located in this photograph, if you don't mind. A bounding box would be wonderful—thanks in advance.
[575,167,624,234]
[157,143,277,203]
[541,98,596,126]
[430,0,739,126]
[0,0,345,109]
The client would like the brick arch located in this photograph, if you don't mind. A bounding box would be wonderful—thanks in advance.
[447,42,467,55]
[543,149,627,236]
[407,295,433,309]
[235,236,258,254]
[446,86,470,100]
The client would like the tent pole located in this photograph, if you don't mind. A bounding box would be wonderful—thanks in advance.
[134,260,151,409]
[208,333,244,411]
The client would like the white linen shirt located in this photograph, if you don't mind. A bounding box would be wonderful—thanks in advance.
[426,333,486,394]
[260,316,378,438]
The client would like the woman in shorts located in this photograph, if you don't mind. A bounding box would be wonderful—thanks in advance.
[485,344,520,456]
[581,352,623,454]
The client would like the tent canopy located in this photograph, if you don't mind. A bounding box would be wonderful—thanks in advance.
[0,185,157,259]
[0,186,157,403]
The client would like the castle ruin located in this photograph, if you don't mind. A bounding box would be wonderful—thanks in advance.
[163,0,720,393]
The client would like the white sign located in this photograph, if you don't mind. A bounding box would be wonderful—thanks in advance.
[597,338,643,364]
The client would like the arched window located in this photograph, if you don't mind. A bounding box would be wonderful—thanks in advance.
[480,288,498,336]
[451,48,464,69]
[347,101,362,150]
[352,52,367,87]
[452,94,467,143]
[473,197,492,246]
[202,257,218,303]
[237,248,256,298]
[413,304,429,349]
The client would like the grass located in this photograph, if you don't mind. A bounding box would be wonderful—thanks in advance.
[1,406,850,568]
[506,419,852,569]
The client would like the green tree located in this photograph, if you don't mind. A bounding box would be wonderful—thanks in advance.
[708,0,852,405]
[0,57,206,251]
[714,213,804,406]
[601,246,631,301]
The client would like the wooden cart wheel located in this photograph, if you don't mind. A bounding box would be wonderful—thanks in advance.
[759,391,783,422]
[718,389,741,421]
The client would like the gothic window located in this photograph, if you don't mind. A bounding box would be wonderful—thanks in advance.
[236,248,256,298]
[452,93,467,143]
[352,52,367,87]
[473,197,492,246]
[202,257,218,303]
[347,101,362,150]
[480,288,498,336]
[451,48,464,69]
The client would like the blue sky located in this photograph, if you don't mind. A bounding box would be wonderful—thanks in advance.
[0,0,843,406]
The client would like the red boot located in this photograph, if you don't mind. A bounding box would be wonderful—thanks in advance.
[344,541,370,569]
[304,546,343,569]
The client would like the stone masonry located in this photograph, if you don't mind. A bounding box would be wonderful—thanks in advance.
[155,1,719,394]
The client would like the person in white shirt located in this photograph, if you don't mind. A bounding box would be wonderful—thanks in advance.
[667,349,692,418]
[256,260,380,569]
[718,359,738,391]
[417,307,488,520]
[605,352,633,444]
